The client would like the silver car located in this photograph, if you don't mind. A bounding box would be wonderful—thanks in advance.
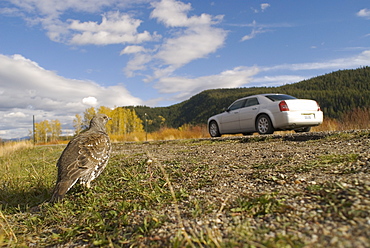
[208,94,323,137]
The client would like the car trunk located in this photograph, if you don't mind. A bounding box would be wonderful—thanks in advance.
[284,99,319,111]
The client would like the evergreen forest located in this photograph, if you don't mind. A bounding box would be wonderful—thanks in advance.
[124,67,370,132]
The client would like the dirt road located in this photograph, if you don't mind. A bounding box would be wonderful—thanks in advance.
[113,130,370,247]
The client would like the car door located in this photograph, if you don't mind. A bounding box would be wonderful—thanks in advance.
[239,97,260,132]
[220,99,246,133]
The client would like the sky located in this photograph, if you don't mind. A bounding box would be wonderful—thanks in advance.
[1,0,370,139]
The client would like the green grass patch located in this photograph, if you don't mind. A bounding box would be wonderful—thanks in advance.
[0,146,174,247]
[230,193,286,217]
[306,181,370,221]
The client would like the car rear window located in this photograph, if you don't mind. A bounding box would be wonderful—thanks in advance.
[264,94,297,101]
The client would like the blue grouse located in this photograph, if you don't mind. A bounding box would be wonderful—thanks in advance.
[51,114,111,202]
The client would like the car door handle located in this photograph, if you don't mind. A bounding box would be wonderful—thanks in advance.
[252,108,257,110]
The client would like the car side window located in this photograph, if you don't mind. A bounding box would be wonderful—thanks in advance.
[244,98,259,107]
[228,100,246,111]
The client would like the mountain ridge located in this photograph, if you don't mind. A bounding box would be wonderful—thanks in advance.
[125,67,370,131]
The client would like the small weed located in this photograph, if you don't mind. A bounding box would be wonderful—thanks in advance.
[307,181,369,221]
[230,193,286,217]
[317,153,359,165]
[291,153,360,173]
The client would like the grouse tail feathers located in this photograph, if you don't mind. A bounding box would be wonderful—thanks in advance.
[50,179,77,203]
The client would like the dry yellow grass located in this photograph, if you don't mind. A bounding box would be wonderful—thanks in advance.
[0,140,33,157]
[109,124,209,142]
[11,108,370,145]
[110,116,367,142]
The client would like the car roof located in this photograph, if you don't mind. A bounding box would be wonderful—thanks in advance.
[236,93,287,100]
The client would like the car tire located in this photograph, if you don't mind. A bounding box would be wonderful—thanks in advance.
[256,114,274,135]
[209,121,221,137]
[295,127,311,133]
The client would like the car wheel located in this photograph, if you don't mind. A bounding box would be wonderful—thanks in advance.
[209,121,221,137]
[295,127,311,133]
[256,114,274,135]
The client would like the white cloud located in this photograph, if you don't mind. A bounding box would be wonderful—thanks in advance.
[3,0,153,44]
[4,112,27,118]
[124,53,153,77]
[155,25,226,66]
[261,3,270,12]
[120,45,147,55]
[357,8,370,19]
[154,66,260,101]
[150,0,193,27]
[251,3,270,13]
[4,0,144,18]
[0,54,143,139]
[123,0,227,77]
[251,75,306,86]
[150,0,223,27]
[5,0,228,84]
[241,28,266,41]
[264,50,370,71]
[69,11,155,45]
[241,20,270,41]
[82,96,98,106]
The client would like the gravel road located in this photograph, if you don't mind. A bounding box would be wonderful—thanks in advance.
[113,130,370,247]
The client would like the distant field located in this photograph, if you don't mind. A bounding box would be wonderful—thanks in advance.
[1,130,370,247]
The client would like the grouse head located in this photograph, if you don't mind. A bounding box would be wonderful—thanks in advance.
[89,114,111,132]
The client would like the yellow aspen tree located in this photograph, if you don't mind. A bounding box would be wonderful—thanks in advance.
[115,107,126,135]
[110,108,119,135]
[127,109,143,132]
[125,108,133,133]
[35,120,50,143]
[110,107,126,135]
[73,114,83,135]
[158,115,166,127]
[121,108,128,134]
[50,119,62,141]
[83,107,96,129]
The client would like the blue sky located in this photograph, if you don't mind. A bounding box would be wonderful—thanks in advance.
[1,0,370,138]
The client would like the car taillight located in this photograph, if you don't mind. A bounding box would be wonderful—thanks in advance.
[279,100,289,111]
[316,101,321,111]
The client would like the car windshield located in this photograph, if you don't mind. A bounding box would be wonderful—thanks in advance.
[265,94,297,101]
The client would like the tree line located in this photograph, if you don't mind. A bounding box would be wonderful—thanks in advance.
[33,119,62,143]
[33,106,143,143]
[125,66,370,129]
[77,106,144,136]
[33,66,370,141]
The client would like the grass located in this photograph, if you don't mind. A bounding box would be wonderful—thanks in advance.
[109,124,210,142]
[0,145,62,211]
[0,148,173,247]
[0,141,33,157]
[306,181,370,221]
[1,130,370,247]
[230,193,285,217]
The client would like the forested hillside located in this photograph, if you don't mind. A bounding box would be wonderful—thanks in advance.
[125,67,370,131]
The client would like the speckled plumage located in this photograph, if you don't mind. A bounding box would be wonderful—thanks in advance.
[51,114,111,202]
